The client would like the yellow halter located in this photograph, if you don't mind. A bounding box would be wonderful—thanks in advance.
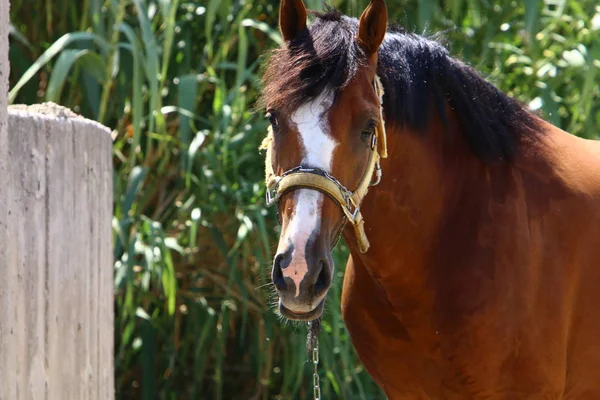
[262,76,387,253]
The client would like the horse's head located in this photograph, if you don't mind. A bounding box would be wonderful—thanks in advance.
[261,0,388,321]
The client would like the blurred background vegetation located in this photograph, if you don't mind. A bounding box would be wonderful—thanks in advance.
[7,0,600,398]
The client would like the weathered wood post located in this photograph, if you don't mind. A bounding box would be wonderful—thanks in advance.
[0,0,115,397]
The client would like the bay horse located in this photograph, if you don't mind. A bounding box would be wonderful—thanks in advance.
[260,0,600,398]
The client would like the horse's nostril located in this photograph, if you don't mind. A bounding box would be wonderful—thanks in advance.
[272,253,288,291]
[314,259,331,296]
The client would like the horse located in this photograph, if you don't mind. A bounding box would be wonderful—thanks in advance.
[260,0,600,398]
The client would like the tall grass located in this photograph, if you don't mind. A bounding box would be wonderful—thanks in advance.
[8,0,600,398]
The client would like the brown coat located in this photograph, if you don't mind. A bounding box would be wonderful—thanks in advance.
[342,118,600,398]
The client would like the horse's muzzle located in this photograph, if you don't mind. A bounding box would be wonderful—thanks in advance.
[272,250,332,320]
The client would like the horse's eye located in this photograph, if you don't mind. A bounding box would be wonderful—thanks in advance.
[361,120,377,141]
[266,111,279,128]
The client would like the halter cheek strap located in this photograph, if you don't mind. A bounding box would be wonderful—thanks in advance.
[262,75,387,253]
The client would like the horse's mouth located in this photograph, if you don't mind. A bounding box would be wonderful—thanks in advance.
[279,299,325,321]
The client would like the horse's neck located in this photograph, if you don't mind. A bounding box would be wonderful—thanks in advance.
[343,119,491,313]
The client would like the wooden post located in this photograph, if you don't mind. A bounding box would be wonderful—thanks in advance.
[0,6,115,396]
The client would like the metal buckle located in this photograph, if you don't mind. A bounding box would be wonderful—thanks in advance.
[346,196,360,222]
[350,205,360,221]
[370,161,382,186]
[265,178,281,206]
[265,187,277,206]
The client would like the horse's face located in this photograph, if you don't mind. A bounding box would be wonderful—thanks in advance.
[264,0,387,321]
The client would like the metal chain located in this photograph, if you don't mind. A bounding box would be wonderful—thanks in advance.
[307,320,322,400]
[312,336,321,400]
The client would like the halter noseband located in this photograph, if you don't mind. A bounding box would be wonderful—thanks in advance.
[262,76,388,253]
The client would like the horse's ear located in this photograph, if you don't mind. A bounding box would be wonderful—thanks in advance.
[357,0,387,56]
[279,0,308,42]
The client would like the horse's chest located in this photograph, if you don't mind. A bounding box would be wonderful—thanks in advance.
[342,288,446,397]
[343,293,541,399]
[342,258,451,397]
[341,257,565,399]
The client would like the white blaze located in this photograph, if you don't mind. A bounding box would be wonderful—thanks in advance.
[278,90,336,297]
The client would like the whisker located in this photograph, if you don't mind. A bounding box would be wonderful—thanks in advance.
[255,282,274,290]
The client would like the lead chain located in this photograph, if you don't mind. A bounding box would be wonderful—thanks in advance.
[312,336,321,400]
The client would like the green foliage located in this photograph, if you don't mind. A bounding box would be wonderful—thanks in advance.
[8,0,600,399]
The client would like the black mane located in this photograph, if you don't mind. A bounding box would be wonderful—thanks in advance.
[261,9,541,163]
